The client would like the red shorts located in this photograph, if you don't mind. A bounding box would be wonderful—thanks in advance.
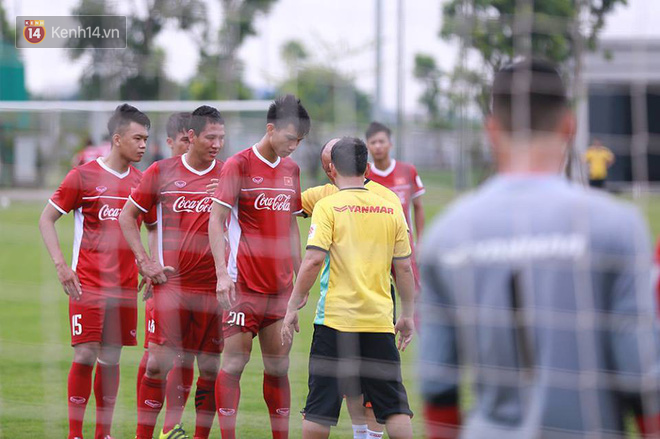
[152,285,223,354]
[143,298,155,349]
[69,291,137,347]
[223,284,290,337]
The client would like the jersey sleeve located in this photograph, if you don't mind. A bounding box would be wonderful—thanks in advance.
[143,207,158,226]
[306,201,333,252]
[291,165,303,216]
[212,156,242,210]
[393,208,412,259]
[411,165,426,199]
[49,168,83,214]
[301,185,326,217]
[129,162,159,213]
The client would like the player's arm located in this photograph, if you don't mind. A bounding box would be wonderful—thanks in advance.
[209,203,234,309]
[119,201,170,285]
[412,196,426,242]
[139,222,158,300]
[291,215,301,276]
[281,248,326,346]
[417,227,461,439]
[38,203,82,300]
[392,256,415,351]
[411,167,426,241]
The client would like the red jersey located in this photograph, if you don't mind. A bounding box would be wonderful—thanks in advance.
[49,158,147,297]
[129,154,223,294]
[368,159,425,227]
[211,145,302,294]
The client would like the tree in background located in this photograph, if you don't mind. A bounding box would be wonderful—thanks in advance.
[0,1,13,44]
[188,0,278,100]
[281,39,308,76]
[69,0,207,100]
[439,0,627,115]
[277,39,371,126]
[413,54,443,126]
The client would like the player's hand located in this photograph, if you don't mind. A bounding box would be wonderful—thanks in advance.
[56,262,82,300]
[206,178,219,195]
[281,310,299,346]
[138,276,153,301]
[394,316,414,352]
[138,258,174,285]
[216,272,236,309]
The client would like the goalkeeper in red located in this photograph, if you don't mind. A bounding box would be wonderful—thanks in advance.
[209,95,310,439]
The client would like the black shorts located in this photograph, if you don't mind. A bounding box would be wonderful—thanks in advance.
[303,324,413,426]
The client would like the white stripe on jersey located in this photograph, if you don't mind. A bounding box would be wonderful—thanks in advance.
[240,187,296,193]
[156,202,164,266]
[227,203,241,283]
[71,207,84,271]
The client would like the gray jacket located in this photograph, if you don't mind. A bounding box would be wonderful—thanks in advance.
[419,175,660,439]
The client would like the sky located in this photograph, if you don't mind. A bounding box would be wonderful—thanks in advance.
[5,0,660,114]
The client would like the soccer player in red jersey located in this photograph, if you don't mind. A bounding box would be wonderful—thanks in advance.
[137,112,196,435]
[209,95,310,439]
[366,122,425,241]
[120,106,226,439]
[39,104,151,439]
[365,122,425,289]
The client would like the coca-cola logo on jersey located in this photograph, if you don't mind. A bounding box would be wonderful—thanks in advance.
[173,196,213,213]
[254,193,291,211]
[98,204,121,221]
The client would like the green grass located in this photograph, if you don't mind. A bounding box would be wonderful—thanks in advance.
[0,175,658,438]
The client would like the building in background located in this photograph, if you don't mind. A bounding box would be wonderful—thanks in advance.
[581,38,660,188]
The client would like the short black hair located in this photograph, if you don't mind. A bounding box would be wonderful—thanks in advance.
[331,137,368,177]
[166,112,191,139]
[491,58,568,133]
[190,105,224,135]
[267,94,311,138]
[107,104,150,137]
[365,121,391,141]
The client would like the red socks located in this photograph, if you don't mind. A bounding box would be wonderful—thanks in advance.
[194,377,216,439]
[263,373,290,439]
[93,361,120,439]
[215,370,241,439]
[136,376,165,439]
[136,351,148,396]
[68,362,94,439]
[162,364,194,433]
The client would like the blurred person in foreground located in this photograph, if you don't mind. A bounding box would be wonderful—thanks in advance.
[39,104,151,439]
[419,59,660,439]
[583,138,615,189]
[282,137,416,439]
[299,137,405,439]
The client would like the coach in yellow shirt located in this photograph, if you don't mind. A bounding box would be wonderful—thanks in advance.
[282,137,416,439]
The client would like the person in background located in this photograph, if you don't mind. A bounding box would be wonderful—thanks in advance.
[583,137,614,189]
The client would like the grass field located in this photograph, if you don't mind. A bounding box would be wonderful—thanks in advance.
[0,173,658,438]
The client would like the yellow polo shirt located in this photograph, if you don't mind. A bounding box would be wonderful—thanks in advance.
[306,188,411,333]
